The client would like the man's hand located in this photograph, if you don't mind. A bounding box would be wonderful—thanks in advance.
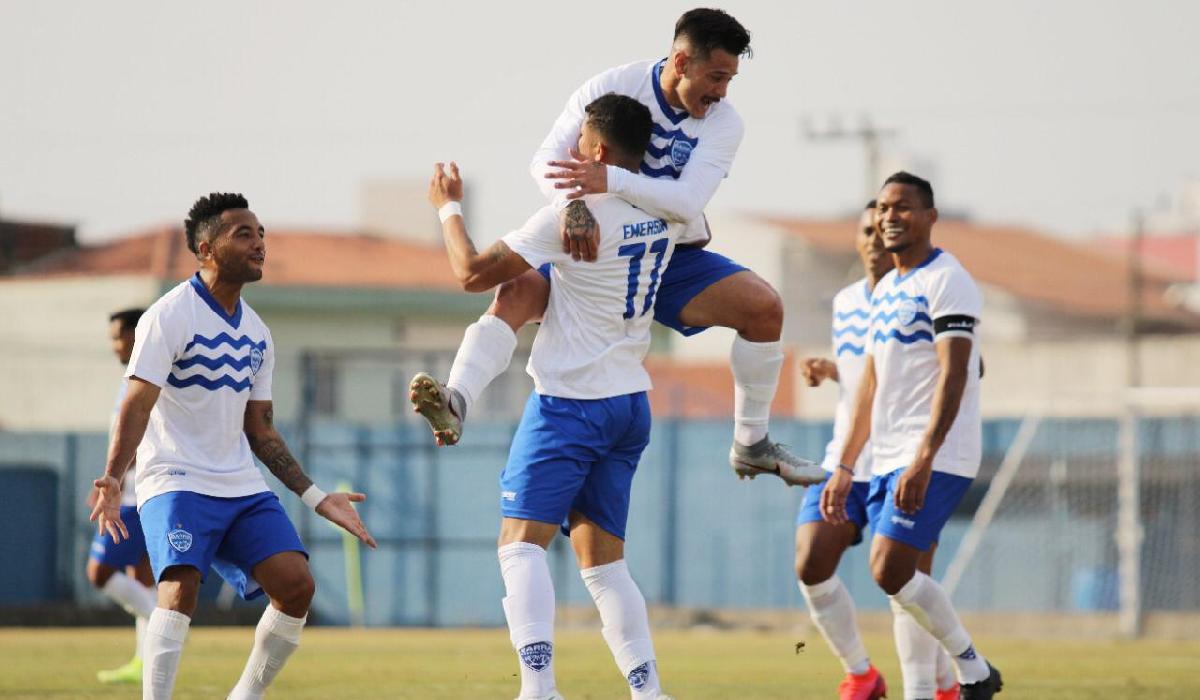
[801,357,838,387]
[428,162,464,210]
[894,455,934,514]
[545,147,608,200]
[89,475,129,543]
[315,492,378,549]
[819,468,852,525]
[560,200,600,262]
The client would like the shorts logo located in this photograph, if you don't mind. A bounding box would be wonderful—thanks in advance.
[898,300,920,326]
[627,662,651,690]
[250,346,264,375]
[890,514,916,530]
[518,642,553,672]
[167,528,193,553]
[501,491,517,502]
[670,138,693,168]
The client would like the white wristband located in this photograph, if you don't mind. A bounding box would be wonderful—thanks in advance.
[438,201,463,223]
[300,484,327,510]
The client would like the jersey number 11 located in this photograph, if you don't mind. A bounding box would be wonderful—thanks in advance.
[618,238,669,320]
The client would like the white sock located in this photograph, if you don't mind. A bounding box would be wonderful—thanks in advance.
[135,615,148,659]
[446,314,518,419]
[799,576,870,676]
[499,542,557,699]
[730,336,783,446]
[936,645,958,691]
[228,605,307,700]
[143,608,190,700]
[102,572,158,619]
[890,572,990,685]
[890,598,939,698]
[580,560,661,698]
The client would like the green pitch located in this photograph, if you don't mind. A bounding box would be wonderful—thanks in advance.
[2,627,1197,699]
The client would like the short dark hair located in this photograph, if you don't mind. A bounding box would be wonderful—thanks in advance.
[674,8,751,59]
[184,192,249,254]
[584,94,654,161]
[109,307,144,332]
[882,171,935,208]
[865,199,877,210]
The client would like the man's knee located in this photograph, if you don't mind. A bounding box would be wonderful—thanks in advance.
[157,566,202,614]
[720,273,783,339]
[275,568,316,611]
[487,271,550,331]
[86,559,114,588]
[870,546,917,596]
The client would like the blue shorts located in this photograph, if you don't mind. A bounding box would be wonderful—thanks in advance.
[652,245,747,336]
[866,470,973,551]
[537,247,747,337]
[796,477,872,546]
[500,391,651,541]
[89,505,148,569]
[140,490,306,601]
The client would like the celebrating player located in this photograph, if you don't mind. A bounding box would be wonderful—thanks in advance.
[419,94,677,699]
[89,193,376,699]
[411,7,824,488]
[86,307,157,685]
[795,204,958,700]
[823,173,1002,700]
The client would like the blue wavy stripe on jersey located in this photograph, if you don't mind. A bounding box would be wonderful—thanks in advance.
[640,162,682,179]
[167,373,252,392]
[645,141,672,159]
[184,333,267,352]
[871,290,929,306]
[871,310,934,326]
[872,327,934,345]
[833,325,869,338]
[174,353,252,371]
[835,308,871,321]
[650,123,698,145]
[836,342,866,357]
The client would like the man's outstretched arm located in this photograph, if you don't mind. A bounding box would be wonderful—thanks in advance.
[244,400,376,548]
[90,377,160,542]
[428,162,533,292]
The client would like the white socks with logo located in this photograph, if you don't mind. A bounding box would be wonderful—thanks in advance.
[101,572,157,658]
[447,314,518,419]
[730,336,783,446]
[580,559,662,698]
[499,542,558,699]
[799,576,871,676]
[143,608,190,699]
[228,605,307,700]
[890,571,990,685]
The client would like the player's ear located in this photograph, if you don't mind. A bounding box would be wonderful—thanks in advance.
[928,207,939,226]
[595,142,609,164]
[671,48,689,76]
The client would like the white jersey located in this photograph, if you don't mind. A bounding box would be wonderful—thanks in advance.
[109,378,138,507]
[819,280,874,482]
[531,58,744,245]
[502,195,684,399]
[867,249,983,479]
[125,273,273,506]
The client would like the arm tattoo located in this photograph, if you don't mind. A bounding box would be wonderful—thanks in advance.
[563,200,596,239]
[486,241,512,265]
[247,406,313,496]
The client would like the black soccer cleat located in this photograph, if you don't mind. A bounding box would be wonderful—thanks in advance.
[959,662,1002,700]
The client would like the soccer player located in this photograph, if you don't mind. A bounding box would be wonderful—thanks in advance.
[86,307,157,684]
[412,8,824,488]
[89,193,376,700]
[420,94,677,699]
[796,205,958,700]
[823,173,1003,700]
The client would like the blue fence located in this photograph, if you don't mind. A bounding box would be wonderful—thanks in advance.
[2,415,1198,624]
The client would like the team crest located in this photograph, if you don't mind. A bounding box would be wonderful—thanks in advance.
[518,642,553,672]
[167,528,193,553]
[249,346,264,375]
[897,300,920,326]
[670,138,693,168]
[627,662,651,690]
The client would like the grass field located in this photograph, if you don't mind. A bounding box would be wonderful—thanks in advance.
[2,627,1198,699]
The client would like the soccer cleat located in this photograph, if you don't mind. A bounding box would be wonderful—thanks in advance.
[935,683,961,700]
[96,655,142,684]
[729,435,826,487]
[837,665,888,700]
[409,372,465,446]
[958,663,1002,700]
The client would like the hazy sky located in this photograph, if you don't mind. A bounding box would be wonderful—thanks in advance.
[2,1,1197,243]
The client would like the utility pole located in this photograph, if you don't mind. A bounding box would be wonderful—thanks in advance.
[801,115,897,203]
[1117,207,1145,638]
